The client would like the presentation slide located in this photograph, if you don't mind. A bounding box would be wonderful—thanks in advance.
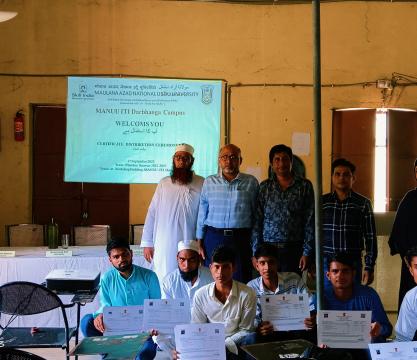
[65,77,222,184]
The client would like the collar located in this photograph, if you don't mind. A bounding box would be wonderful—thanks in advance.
[331,190,353,202]
[116,264,135,281]
[219,171,241,183]
[272,173,296,188]
[259,273,281,294]
[209,280,237,299]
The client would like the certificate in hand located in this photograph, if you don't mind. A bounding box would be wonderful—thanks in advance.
[103,305,144,336]
[369,341,417,360]
[260,294,310,331]
[175,323,226,360]
[317,310,371,349]
[143,298,191,336]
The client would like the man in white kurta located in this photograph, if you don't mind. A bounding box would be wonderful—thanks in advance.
[141,144,204,282]
[161,240,212,308]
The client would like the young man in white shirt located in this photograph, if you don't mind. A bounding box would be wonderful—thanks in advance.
[184,245,256,359]
[161,240,212,307]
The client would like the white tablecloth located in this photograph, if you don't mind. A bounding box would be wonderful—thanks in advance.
[0,246,150,329]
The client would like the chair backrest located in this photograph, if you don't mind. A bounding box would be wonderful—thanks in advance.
[73,225,110,246]
[131,224,144,245]
[6,224,44,247]
[0,281,63,316]
[0,348,47,360]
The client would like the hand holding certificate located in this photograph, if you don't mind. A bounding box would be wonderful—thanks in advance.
[260,294,310,331]
[318,310,371,349]
[103,305,144,336]
[174,323,226,360]
[143,299,191,336]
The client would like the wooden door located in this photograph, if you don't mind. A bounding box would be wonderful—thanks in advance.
[388,110,417,210]
[332,109,376,199]
[32,105,129,239]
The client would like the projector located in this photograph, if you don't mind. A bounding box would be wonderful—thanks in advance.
[45,269,100,292]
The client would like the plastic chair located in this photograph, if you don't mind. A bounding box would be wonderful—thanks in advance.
[0,348,46,360]
[130,224,144,245]
[0,281,77,360]
[6,224,44,247]
[72,225,110,246]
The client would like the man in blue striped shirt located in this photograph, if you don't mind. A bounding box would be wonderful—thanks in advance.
[322,158,377,287]
[246,243,316,344]
[196,144,259,282]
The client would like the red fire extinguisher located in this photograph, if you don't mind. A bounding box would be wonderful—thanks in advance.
[14,110,24,141]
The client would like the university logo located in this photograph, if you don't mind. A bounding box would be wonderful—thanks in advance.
[79,83,87,93]
[201,85,214,104]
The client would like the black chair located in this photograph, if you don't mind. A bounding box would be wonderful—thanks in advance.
[0,348,46,360]
[0,281,77,360]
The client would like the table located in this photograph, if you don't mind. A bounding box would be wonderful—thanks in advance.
[241,339,313,360]
[0,246,150,329]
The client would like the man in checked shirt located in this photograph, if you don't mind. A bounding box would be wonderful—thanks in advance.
[322,158,377,287]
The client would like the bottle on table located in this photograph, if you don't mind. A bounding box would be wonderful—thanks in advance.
[47,217,59,249]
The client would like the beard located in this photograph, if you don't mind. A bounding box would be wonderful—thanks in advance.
[179,267,199,282]
[114,260,133,273]
[170,162,193,185]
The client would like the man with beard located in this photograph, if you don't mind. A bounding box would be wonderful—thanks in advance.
[80,237,161,360]
[142,143,204,282]
[161,240,212,308]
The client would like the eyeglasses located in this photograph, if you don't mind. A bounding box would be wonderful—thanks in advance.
[173,155,192,162]
[219,155,240,161]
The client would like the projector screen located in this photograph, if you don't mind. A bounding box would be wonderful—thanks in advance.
[65,77,222,184]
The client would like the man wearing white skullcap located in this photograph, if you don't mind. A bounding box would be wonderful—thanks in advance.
[142,144,204,282]
[161,240,212,308]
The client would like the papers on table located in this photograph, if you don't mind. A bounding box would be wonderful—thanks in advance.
[103,305,144,336]
[317,310,371,349]
[175,323,226,360]
[260,294,310,331]
[369,341,417,360]
[143,299,191,336]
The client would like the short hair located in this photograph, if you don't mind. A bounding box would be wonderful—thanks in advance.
[219,144,241,158]
[269,144,293,163]
[106,237,130,256]
[406,247,417,265]
[211,245,236,264]
[331,158,356,175]
[326,252,356,271]
[254,243,279,261]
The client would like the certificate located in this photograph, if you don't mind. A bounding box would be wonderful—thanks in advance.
[317,310,371,349]
[369,341,417,360]
[103,305,144,336]
[260,294,310,331]
[175,323,226,360]
[143,299,191,336]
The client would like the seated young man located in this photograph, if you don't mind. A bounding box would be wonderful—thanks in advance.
[324,252,392,359]
[161,240,212,308]
[80,237,161,360]
[246,243,316,344]
[395,248,417,341]
[186,245,256,359]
